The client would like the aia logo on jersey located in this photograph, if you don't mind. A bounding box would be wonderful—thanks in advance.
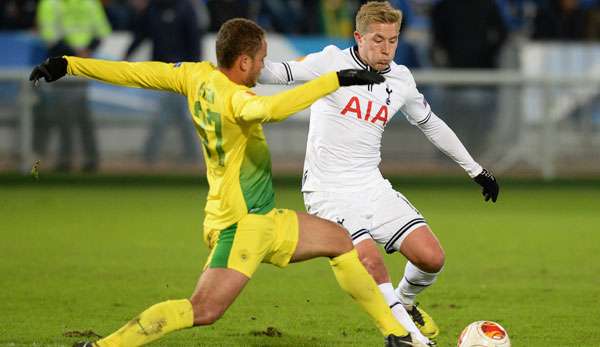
[340,96,388,125]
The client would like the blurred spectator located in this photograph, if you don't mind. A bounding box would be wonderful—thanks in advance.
[493,0,536,32]
[587,1,600,40]
[0,0,37,30]
[362,0,435,30]
[321,0,355,37]
[298,0,322,34]
[35,0,112,172]
[101,0,135,30]
[532,0,588,40]
[124,0,201,164]
[257,0,300,33]
[430,0,508,155]
[206,0,254,32]
[431,0,507,68]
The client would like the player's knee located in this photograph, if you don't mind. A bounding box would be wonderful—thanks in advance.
[325,222,353,255]
[417,248,445,273]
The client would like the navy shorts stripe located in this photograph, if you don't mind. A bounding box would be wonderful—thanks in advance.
[351,228,370,241]
[384,218,427,253]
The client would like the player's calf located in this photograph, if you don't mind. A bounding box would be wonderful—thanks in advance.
[189,268,250,325]
[356,238,391,283]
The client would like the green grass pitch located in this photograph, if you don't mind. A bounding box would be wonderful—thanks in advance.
[1,176,600,346]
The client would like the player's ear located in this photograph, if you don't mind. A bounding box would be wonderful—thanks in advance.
[353,31,363,45]
[238,54,251,72]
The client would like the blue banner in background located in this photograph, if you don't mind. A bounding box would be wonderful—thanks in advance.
[0,32,46,67]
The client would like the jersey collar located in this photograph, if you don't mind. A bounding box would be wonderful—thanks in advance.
[351,46,391,75]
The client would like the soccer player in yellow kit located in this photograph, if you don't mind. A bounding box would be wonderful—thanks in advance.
[30,19,427,347]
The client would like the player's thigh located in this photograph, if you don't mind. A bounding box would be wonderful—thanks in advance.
[370,183,429,254]
[261,208,300,268]
[291,212,353,262]
[203,215,276,278]
[190,267,249,325]
[304,190,372,245]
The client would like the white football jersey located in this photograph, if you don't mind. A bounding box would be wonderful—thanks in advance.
[260,45,482,192]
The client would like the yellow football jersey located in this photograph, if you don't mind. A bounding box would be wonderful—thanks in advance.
[65,57,339,237]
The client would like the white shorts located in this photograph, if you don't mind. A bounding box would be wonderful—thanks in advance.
[303,180,427,253]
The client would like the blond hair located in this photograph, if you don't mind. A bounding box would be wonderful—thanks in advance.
[355,1,402,34]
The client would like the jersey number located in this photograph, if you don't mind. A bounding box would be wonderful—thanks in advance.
[194,101,225,166]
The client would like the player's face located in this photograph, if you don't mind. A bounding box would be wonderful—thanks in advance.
[354,22,399,71]
[245,39,267,87]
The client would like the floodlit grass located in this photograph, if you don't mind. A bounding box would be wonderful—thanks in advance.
[1,176,599,346]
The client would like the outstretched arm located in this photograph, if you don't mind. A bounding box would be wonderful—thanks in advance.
[259,60,298,85]
[399,67,499,202]
[29,56,192,95]
[416,112,482,177]
[258,45,342,85]
[66,56,190,94]
[235,70,384,123]
[416,113,499,202]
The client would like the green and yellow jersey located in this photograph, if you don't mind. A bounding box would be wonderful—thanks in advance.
[64,57,339,241]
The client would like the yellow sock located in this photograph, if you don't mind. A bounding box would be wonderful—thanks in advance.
[96,299,194,347]
[329,249,408,337]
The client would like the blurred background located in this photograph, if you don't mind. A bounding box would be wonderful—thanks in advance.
[1,0,599,179]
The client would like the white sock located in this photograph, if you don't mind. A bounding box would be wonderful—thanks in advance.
[395,261,441,306]
[378,282,430,345]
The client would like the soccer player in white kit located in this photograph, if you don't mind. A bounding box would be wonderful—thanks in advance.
[259,1,499,343]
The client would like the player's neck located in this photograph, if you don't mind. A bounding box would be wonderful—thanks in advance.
[218,66,247,86]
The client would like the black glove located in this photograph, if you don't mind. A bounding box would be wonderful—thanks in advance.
[29,57,68,83]
[473,168,499,203]
[337,69,385,86]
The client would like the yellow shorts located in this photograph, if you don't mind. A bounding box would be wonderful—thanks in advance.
[203,208,299,278]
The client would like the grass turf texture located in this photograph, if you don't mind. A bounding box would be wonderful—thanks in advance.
[1,175,600,346]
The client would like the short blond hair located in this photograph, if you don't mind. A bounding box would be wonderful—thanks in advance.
[355,1,402,34]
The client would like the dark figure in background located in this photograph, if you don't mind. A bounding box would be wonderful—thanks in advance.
[124,0,201,164]
[532,0,588,41]
[431,0,507,68]
[206,0,253,32]
[430,0,508,156]
[35,0,112,172]
[102,0,135,30]
[0,0,37,30]
[587,1,600,40]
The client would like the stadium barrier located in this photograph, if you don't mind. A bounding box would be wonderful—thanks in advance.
[1,68,599,179]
